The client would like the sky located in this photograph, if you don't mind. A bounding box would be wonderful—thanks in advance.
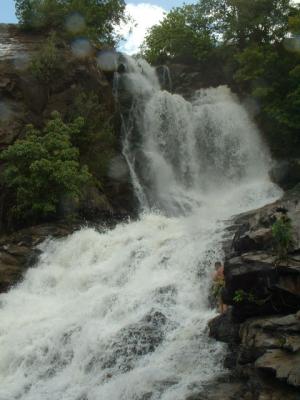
[0,1,196,54]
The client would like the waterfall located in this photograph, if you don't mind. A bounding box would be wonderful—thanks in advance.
[0,57,281,400]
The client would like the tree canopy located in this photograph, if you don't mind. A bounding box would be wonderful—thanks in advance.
[0,112,91,223]
[142,5,215,64]
[15,0,126,44]
[142,0,300,157]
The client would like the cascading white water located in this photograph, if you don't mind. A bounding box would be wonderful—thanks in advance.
[0,57,281,400]
[120,58,278,215]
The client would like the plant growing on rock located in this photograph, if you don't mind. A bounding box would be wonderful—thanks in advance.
[233,289,263,305]
[0,112,91,223]
[70,91,117,179]
[29,35,63,85]
[233,289,248,303]
[272,215,294,260]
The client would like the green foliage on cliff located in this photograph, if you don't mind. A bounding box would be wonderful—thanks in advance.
[15,0,126,44]
[69,91,117,179]
[29,35,63,84]
[0,112,91,223]
[142,0,300,158]
[272,215,294,259]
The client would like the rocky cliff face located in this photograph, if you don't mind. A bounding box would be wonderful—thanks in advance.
[209,185,300,400]
[0,24,137,291]
[0,24,136,229]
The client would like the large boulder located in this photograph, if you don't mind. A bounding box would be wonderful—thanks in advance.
[223,252,300,320]
[231,185,300,256]
[255,349,300,387]
[238,313,300,388]
[209,310,240,344]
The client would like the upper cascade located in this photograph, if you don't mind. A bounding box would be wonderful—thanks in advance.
[116,56,279,216]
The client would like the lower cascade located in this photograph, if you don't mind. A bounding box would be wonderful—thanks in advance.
[0,58,281,400]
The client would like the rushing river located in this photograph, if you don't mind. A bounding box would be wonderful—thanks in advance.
[0,57,281,400]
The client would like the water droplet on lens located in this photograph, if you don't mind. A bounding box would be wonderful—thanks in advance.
[71,38,92,58]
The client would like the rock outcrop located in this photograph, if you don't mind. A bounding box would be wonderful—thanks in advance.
[0,24,137,231]
[209,185,300,399]
[0,24,138,291]
[0,222,82,292]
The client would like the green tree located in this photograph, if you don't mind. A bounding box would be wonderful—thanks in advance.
[143,0,300,158]
[235,40,300,156]
[15,0,126,44]
[142,5,215,64]
[142,0,294,62]
[0,112,91,222]
[197,0,292,48]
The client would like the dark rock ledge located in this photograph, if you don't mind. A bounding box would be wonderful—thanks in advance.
[0,216,130,293]
[208,184,300,400]
[0,222,82,292]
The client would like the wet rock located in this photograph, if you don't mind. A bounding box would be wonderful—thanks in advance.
[79,186,113,219]
[100,310,169,372]
[153,285,177,305]
[223,252,300,320]
[209,310,240,344]
[85,311,170,375]
[255,349,300,387]
[155,65,172,91]
[168,62,227,99]
[233,227,273,254]
[210,185,300,398]
[231,184,300,255]
[240,313,300,352]
[186,381,243,400]
[0,222,79,292]
[270,159,300,190]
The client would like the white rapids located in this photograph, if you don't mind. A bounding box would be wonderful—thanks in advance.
[0,57,281,400]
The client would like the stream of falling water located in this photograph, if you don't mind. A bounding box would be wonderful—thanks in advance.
[0,57,281,400]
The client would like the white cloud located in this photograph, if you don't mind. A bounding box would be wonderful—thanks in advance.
[117,3,166,55]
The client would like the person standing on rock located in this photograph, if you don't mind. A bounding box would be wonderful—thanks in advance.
[212,261,228,313]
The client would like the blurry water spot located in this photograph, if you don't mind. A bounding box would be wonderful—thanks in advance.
[13,52,30,71]
[283,36,300,53]
[108,156,129,182]
[0,102,13,122]
[71,38,93,58]
[97,50,118,72]
[65,13,86,34]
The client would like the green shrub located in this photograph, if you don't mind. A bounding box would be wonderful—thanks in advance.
[0,112,91,222]
[272,215,294,259]
[233,289,259,304]
[29,35,63,84]
[233,289,247,303]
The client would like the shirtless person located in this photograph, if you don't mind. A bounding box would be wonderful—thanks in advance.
[212,261,227,313]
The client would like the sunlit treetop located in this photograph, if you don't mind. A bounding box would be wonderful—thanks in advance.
[15,0,127,45]
[142,0,300,63]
